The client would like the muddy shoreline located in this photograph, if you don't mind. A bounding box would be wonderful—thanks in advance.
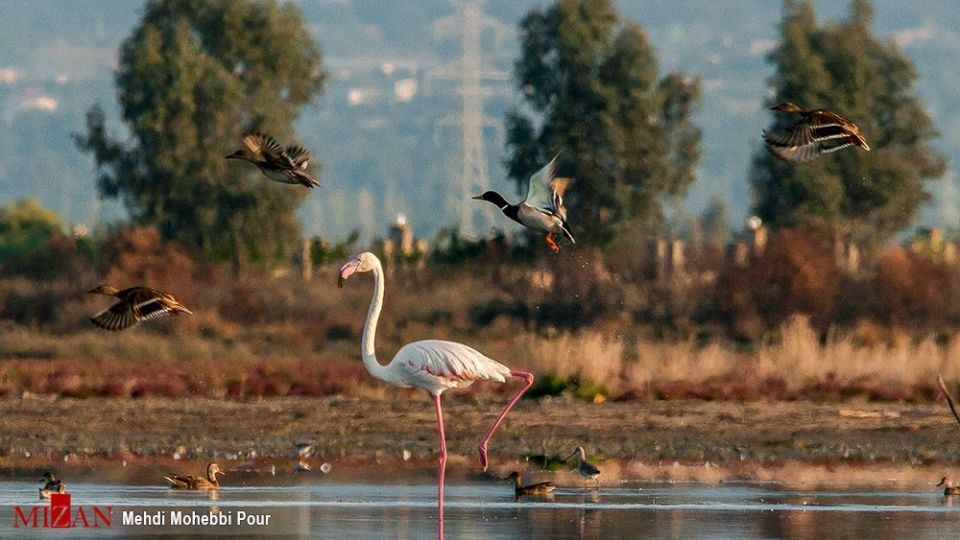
[1,396,958,489]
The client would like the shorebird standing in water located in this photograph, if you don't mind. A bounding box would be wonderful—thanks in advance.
[564,446,601,489]
[505,471,556,499]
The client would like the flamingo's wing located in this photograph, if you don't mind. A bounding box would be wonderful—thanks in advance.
[394,340,511,384]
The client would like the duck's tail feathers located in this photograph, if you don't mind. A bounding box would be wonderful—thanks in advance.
[164,476,186,488]
[301,174,321,189]
[560,222,575,244]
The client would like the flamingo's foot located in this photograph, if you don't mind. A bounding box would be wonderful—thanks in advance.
[545,232,560,253]
[478,442,489,471]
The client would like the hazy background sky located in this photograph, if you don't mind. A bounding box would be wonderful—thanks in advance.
[1,0,958,241]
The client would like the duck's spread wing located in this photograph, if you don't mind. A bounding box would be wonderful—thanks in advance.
[91,301,139,331]
[134,296,176,322]
[242,133,285,161]
[764,111,865,162]
[763,125,821,163]
[523,155,559,211]
[285,145,311,169]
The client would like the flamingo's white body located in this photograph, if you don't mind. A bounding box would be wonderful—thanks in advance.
[338,252,534,526]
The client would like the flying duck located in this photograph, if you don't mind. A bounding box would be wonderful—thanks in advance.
[87,285,193,331]
[564,446,601,489]
[164,462,225,490]
[39,472,67,500]
[226,132,320,188]
[763,102,870,162]
[473,155,574,253]
[505,471,557,498]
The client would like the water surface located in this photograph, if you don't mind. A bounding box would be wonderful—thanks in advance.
[0,480,957,538]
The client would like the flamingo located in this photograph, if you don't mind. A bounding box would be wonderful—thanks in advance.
[338,252,534,526]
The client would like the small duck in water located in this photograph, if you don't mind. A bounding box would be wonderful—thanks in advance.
[39,472,67,500]
[505,471,556,498]
[164,462,225,490]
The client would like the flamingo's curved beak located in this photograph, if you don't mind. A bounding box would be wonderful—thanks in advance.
[938,477,947,487]
[338,259,360,288]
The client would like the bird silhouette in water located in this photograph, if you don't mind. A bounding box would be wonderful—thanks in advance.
[505,471,556,499]
[564,446,601,489]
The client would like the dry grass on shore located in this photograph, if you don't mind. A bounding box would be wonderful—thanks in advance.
[510,315,958,401]
[2,315,957,401]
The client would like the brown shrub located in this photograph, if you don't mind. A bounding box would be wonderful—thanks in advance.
[867,247,958,330]
[714,225,838,339]
[99,226,196,292]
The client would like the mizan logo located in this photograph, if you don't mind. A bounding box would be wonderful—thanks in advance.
[14,493,113,529]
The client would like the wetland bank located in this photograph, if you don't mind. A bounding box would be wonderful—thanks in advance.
[1,396,958,490]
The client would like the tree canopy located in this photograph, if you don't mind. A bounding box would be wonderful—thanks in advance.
[751,0,946,242]
[505,0,702,245]
[74,0,326,266]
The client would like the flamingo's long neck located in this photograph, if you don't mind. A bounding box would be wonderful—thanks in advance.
[360,259,396,385]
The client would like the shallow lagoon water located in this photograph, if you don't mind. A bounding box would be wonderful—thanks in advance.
[0,480,958,538]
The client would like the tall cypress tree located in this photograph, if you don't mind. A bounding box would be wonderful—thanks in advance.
[506,0,701,245]
[752,0,945,242]
[74,0,326,266]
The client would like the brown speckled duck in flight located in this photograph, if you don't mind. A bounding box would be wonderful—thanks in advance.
[164,462,225,490]
[87,285,193,331]
[763,102,870,162]
[226,132,320,188]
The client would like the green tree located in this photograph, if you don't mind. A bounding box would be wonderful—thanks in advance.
[0,198,67,277]
[505,0,702,245]
[74,0,326,267]
[752,0,946,243]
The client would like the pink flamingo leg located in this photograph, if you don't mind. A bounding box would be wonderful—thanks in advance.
[433,393,447,535]
[478,371,534,471]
